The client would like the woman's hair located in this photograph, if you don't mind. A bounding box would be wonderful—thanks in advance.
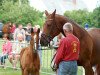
[3,34,10,40]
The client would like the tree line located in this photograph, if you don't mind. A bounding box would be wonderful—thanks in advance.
[0,0,100,28]
[64,6,100,28]
[0,0,44,27]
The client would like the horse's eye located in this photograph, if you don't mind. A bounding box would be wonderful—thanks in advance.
[45,21,50,26]
[47,24,51,27]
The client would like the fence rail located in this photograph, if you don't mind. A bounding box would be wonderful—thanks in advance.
[0,40,83,75]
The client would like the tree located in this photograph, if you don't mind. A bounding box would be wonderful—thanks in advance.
[64,10,93,27]
[0,0,44,27]
[92,6,100,27]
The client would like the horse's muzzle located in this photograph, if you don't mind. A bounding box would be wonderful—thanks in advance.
[40,33,51,46]
[40,37,48,46]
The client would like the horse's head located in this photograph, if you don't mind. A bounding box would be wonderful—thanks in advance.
[40,10,61,46]
[31,28,40,50]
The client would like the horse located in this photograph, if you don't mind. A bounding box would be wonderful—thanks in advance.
[2,22,13,39]
[40,10,100,75]
[20,28,40,75]
[87,28,100,75]
[2,22,12,34]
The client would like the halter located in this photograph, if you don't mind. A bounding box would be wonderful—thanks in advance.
[41,18,61,43]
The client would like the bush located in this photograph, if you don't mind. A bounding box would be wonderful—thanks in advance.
[0,0,44,27]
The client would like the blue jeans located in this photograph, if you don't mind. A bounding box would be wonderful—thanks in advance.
[26,35,31,42]
[0,54,8,64]
[57,61,77,75]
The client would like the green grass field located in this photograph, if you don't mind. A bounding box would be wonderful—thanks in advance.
[0,40,83,75]
[0,67,83,75]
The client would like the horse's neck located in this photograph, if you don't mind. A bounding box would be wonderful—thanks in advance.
[36,34,39,50]
[30,33,39,53]
[30,36,34,53]
[57,15,88,39]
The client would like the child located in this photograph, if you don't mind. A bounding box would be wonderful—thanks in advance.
[9,33,25,69]
[0,34,12,68]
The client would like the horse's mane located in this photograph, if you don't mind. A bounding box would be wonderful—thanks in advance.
[56,14,82,29]
[55,14,89,39]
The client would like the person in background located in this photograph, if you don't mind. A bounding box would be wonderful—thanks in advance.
[85,23,89,30]
[13,24,25,41]
[9,33,25,69]
[54,22,80,75]
[10,23,16,39]
[51,33,64,71]
[11,24,25,69]
[25,23,32,43]
[0,34,12,68]
[56,33,64,46]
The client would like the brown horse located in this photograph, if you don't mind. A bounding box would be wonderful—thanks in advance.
[2,22,12,34]
[40,10,100,75]
[88,28,100,75]
[20,28,40,75]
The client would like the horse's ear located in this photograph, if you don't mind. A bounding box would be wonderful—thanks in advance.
[52,9,56,17]
[37,28,40,34]
[45,10,49,16]
[31,28,34,36]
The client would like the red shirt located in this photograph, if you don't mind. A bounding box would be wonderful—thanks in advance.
[10,26,16,33]
[55,34,80,66]
[2,40,12,55]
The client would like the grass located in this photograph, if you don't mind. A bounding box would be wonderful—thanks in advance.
[0,67,83,75]
[0,40,83,75]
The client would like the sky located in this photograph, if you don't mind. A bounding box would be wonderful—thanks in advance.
[29,0,98,12]
[82,0,98,11]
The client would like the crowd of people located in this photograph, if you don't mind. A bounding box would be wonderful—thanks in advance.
[0,23,42,69]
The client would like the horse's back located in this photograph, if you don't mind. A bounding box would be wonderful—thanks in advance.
[88,28,100,64]
[88,28,100,46]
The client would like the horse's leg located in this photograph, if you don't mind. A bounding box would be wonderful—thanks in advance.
[23,69,29,75]
[34,71,39,75]
[83,62,94,75]
[30,72,33,75]
[21,69,24,75]
[96,64,100,75]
